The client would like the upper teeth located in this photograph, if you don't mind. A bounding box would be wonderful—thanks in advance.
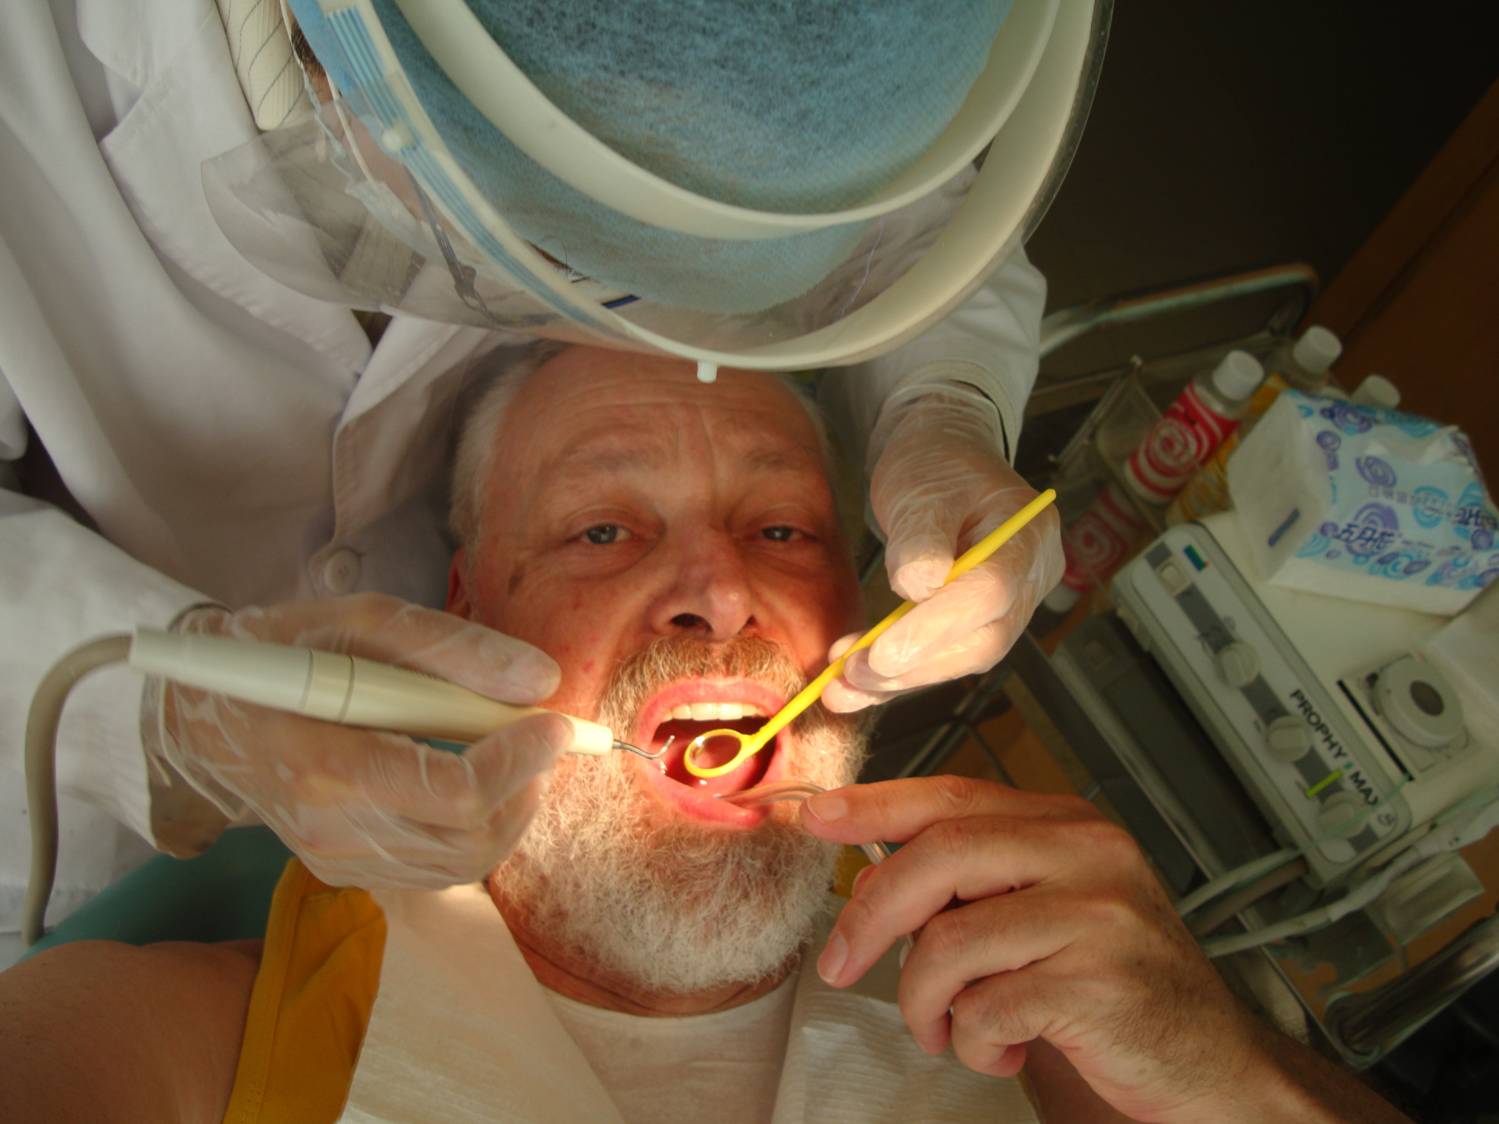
[666,701,767,721]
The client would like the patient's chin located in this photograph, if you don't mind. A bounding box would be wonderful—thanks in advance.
[495,751,839,997]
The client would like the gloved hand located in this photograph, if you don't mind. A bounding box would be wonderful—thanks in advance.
[151,594,571,889]
[823,385,1062,712]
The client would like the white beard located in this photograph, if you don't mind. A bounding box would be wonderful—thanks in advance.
[491,637,869,996]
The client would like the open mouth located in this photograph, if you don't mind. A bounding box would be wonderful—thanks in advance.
[655,712,775,791]
[632,684,787,819]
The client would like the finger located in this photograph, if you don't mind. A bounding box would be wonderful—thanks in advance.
[865,560,1019,679]
[462,713,572,806]
[897,891,1082,1053]
[367,772,550,882]
[242,594,562,703]
[826,632,903,712]
[886,531,958,605]
[880,502,965,605]
[816,816,1083,987]
[819,676,884,714]
[799,775,1094,847]
[282,713,567,829]
[476,768,551,861]
[839,619,1016,694]
[256,791,470,887]
[869,501,1059,680]
[949,971,1056,1079]
[274,769,550,888]
[344,604,561,703]
[827,632,861,663]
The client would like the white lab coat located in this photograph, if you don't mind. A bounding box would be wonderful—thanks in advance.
[0,0,1046,945]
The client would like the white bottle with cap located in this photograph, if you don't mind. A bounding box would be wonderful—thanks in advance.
[1272,324,1343,391]
[1124,349,1266,505]
[1351,373,1401,408]
[1303,372,1401,408]
[1166,325,1345,525]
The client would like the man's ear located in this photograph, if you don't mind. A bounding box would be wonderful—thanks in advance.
[447,550,472,617]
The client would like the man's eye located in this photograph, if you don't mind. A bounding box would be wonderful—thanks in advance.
[761,525,800,543]
[582,524,628,545]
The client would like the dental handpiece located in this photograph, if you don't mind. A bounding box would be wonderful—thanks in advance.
[127,628,660,758]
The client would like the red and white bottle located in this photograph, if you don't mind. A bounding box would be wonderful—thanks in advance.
[1124,350,1265,505]
[1043,481,1150,613]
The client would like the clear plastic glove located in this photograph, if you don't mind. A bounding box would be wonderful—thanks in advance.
[824,386,1062,712]
[151,594,570,888]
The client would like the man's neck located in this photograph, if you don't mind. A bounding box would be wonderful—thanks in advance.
[485,875,794,1017]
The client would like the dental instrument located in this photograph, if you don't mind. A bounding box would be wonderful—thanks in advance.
[123,628,662,758]
[683,488,1058,779]
[22,628,659,947]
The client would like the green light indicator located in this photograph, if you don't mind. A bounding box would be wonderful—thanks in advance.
[1305,770,1344,799]
[1183,545,1206,571]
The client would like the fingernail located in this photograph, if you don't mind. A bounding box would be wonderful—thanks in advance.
[817,931,848,984]
[804,793,847,823]
[892,558,948,603]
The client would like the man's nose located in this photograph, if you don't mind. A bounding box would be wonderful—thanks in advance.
[648,530,756,640]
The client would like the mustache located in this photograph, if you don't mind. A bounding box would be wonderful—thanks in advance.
[594,635,810,736]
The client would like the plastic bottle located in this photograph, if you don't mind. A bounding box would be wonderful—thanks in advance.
[1351,373,1401,409]
[1045,351,1268,613]
[1272,324,1344,392]
[1123,350,1265,505]
[1167,326,1342,525]
[1043,481,1149,613]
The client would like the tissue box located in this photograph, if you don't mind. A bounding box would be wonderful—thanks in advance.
[1227,391,1499,614]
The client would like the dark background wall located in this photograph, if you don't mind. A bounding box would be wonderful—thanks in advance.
[1026,2,1497,368]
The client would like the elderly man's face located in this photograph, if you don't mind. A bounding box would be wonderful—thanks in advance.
[449,347,867,997]
[452,346,863,819]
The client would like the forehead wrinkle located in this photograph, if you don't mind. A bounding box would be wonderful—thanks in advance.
[537,425,678,482]
[508,376,823,514]
[705,414,826,480]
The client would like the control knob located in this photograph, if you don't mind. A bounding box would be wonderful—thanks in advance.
[1317,792,1368,840]
[1265,715,1313,763]
[1214,641,1260,688]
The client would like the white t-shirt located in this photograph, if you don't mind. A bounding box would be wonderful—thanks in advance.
[546,977,799,1124]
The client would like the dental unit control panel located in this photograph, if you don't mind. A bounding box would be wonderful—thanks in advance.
[1110,512,1497,891]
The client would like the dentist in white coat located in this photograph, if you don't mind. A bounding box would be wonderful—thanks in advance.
[0,0,1064,947]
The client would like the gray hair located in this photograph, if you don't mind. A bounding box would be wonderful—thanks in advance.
[448,342,566,551]
[448,346,854,553]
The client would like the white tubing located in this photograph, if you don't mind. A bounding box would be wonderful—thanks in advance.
[1175,848,1302,918]
[1204,849,1426,959]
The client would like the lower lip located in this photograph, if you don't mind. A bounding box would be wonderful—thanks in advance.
[638,745,784,826]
